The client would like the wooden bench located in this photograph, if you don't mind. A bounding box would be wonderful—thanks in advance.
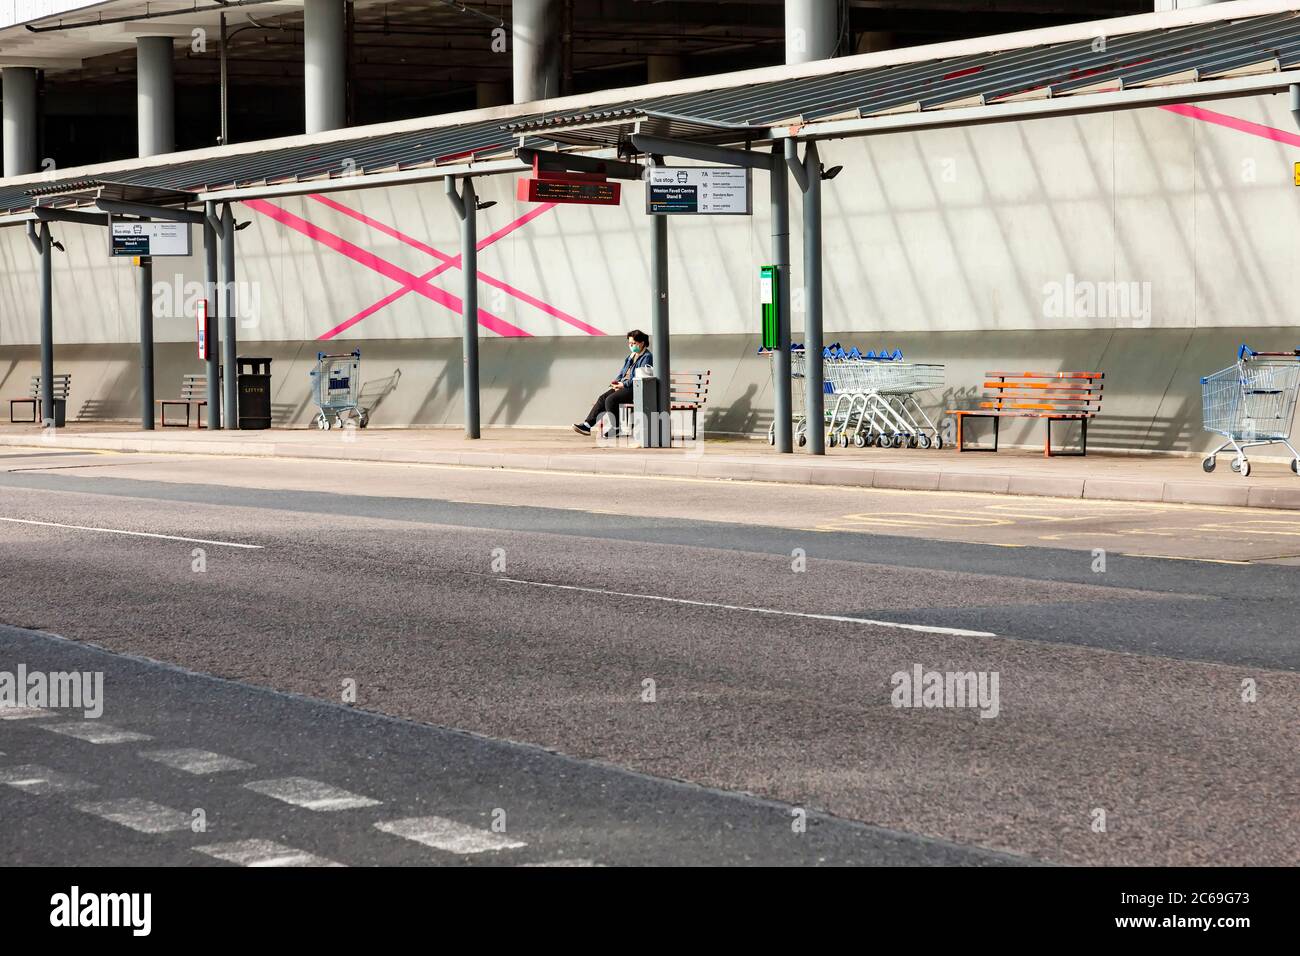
[948,371,1104,457]
[158,374,209,428]
[9,374,71,424]
[616,369,711,442]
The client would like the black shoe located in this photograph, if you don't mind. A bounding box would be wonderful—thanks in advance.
[573,422,592,435]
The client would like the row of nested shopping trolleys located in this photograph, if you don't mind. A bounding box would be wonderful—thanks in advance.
[763,345,947,449]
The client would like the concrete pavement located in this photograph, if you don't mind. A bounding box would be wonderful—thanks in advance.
[4,423,1300,510]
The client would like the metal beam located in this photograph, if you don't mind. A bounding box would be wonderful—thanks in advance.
[651,196,670,447]
[138,256,155,429]
[788,139,824,456]
[630,134,771,170]
[203,200,222,429]
[96,199,204,224]
[35,221,54,426]
[220,203,238,429]
[34,207,108,227]
[445,176,480,439]
[770,145,792,454]
[516,146,644,181]
[196,157,529,203]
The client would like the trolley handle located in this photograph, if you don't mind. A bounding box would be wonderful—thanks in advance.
[1238,344,1300,361]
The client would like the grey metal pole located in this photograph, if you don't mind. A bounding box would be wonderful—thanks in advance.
[802,141,824,455]
[2,67,40,177]
[136,36,175,157]
[651,209,670,447]
[221,203,239,429]
[771,148,793,453]
[512,0,562,102]
[304,0,347,133]
[203,202,222,428]
[462,179,481,439]
[38,222,54,424]
[138,257,155,429]
[785,0,838,65]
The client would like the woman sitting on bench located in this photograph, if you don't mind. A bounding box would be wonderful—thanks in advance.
[573,330,653,437]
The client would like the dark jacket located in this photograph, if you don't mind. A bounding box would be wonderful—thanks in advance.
[614,349,654,387]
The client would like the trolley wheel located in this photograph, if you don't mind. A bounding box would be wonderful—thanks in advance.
[828,433,838,448]
[908,435,920,449]
[917,434,931,450]
[1240,459,1251,478]
[877,434,892,449]
[1292,459,1299,475]
[1230,458,1241,472]
[797,434,807,447]
[767,425,776,446]
[933,436,944,450]
[854,433,867,448]
[1202,457,1216,473]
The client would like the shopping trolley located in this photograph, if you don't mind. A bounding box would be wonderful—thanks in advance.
[763,345,812,445]
[310,349,369,430]
[825,357,946,449]
[1200,345,1300,478]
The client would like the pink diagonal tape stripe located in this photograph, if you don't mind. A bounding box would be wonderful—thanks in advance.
[309,194,605,336]
[242,198,529,338]
[1160,103,1300,149]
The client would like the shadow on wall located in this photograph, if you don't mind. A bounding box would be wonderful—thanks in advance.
[705,383,763,437]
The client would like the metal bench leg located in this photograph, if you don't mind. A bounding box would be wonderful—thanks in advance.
[958,413,999,452]
[1046,417,1088,457]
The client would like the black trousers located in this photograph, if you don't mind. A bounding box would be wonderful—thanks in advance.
[584,386,633,428]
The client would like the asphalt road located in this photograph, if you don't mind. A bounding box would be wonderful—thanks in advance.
[0,450,1297,866]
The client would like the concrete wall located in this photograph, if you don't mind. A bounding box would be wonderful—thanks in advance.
[2,92,1299,450]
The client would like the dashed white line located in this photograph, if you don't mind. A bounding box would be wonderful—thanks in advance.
[519,859,601,867]
[41,722,152,744]
[0,706,54,720]
[75,797,192,833]
[139,748,253,775]
[195,839,343,868]
[243,777,380,811]
[497,578,998,638]
[0,516,264,549]
[0,764,96,795]
[374,816,526,854]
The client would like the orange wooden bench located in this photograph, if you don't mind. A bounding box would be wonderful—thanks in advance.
[948,370,1104,457]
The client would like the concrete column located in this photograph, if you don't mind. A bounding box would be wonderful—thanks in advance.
[513,0,562,103]
[3,68,40,177]
[476,81,510,109]
[305,0,347,133]
[786,0,837,65]
[793,141,825,456]
[447,177,481,439]
[647,55,685,85]
[137,37,175,157]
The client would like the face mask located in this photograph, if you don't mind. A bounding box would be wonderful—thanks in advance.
[629,343,639,353]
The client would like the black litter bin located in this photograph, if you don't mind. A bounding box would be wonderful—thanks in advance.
[236,357,273,430]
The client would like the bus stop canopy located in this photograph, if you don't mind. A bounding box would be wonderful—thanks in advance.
[2,0,1300,217]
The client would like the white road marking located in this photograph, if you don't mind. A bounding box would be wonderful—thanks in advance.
[195,839,343,868]
[41,722,152,744]
[519,859,600,867]
[374,816,526,854]
[244,777,380,811]
[497,578,998,638]
[0,706,54,720]
[0,764,96,795]
[75,797,192,833]
[139,748,253,775]
[0,516,263,549]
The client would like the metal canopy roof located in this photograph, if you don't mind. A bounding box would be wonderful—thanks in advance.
[3,3,1300,218]
[505,109,761,150]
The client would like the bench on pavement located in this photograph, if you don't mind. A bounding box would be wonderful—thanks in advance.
[948,370,1104,457]
[616,369,711,443]
[158,373,209,428]
[9,374,71,424]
